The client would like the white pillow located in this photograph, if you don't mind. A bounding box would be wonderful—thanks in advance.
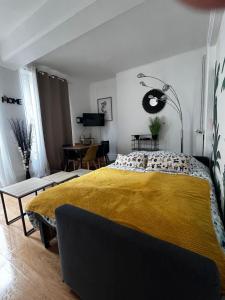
[114,153,147,169]
[146,152,191,174]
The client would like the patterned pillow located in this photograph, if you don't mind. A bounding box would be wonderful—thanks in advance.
[114,153,147,169]
[146,152,190,174]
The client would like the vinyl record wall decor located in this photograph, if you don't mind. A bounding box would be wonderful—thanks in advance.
[142,89,166,114]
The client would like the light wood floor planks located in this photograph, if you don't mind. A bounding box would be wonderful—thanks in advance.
[0,194,79,300]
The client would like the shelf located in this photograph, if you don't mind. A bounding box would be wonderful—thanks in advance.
[131,134,159,152]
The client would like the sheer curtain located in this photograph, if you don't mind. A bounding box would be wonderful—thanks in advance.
[0,113,16,187]
[19,67,49,177]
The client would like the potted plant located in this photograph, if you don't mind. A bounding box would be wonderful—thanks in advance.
[10,119,32,179]
[149,117,161,140]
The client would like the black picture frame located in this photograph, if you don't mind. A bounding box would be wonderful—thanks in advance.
[97,97,113,121]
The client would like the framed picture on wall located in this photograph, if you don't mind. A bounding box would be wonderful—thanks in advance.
[97,97,113,121]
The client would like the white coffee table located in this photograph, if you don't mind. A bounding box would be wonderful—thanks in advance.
[0,177,54,236]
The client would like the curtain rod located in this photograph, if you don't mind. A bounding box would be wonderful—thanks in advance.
[37,70,66,82]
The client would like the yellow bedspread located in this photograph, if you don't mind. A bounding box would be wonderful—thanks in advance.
[26,168,225,292]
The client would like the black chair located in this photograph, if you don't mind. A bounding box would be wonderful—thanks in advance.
[101,140,110,164]
[63,144,79,171]
[96,141,110,167]
[96,144,105,167]
[56,205,221,300]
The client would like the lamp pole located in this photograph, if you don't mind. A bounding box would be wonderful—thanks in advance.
[138,74,184,153]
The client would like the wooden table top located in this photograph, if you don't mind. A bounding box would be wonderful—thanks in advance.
[0,177,54,198]
[43,170,93,184]
[43,171,79,184]
[63,144,100,150]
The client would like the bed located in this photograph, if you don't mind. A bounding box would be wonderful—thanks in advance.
[26,151,225,295]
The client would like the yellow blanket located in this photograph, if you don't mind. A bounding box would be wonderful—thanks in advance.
[27,168,225,292]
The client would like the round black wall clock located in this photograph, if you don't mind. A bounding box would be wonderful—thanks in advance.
[142,89,166,114]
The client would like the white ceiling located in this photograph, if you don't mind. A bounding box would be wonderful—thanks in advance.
[0,0,47,41]
[0,0,209,79]
[36,0,210,81]
[0,0,144,69]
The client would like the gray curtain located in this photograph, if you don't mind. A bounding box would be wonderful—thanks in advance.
[37,71,72,172]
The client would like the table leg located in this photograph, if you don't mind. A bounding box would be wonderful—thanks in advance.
[79,151,83,169]
[1,192,27,225]
[1,192,9,225]
[63,150,69,171]
[18,197,35,237]
[18,198,27,236]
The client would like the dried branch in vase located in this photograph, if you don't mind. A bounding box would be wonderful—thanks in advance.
[10,119,32,179]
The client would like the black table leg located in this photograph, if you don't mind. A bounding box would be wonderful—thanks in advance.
[1,192,35,236]
[18,197,35,237]
[1,192,9,224]
[79,150,84,169]
[18,197,27,236]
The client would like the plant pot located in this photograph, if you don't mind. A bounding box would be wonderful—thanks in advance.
[152,134,158,141]
[134,135,140,140]
[25,167,31,179]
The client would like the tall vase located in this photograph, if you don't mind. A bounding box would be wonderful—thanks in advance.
[25,165,30,179]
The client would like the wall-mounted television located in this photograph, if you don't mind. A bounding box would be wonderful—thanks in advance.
[82,113,105,127]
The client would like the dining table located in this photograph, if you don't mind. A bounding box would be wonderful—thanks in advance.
[63,143,100,170]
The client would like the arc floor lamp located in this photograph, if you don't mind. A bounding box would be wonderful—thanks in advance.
[137,73,184,153]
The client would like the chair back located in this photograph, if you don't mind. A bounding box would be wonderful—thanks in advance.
[83,145,99,162]
[101,141,109,155]
[96,145,104,158]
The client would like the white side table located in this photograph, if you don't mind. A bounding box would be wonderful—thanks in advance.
[0,178,54,236]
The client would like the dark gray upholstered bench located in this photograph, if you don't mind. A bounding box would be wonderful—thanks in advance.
[56,204,221,300]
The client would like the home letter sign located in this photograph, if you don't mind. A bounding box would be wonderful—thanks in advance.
[2,96,22,105]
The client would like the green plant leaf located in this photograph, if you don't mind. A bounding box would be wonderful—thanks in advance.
[217,150,221,160]
[216,161,221,173]
[222,57,225,73]
[149,117,161,135]
[221,77,225,92]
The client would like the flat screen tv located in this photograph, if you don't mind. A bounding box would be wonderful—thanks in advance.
[83,113,105,127]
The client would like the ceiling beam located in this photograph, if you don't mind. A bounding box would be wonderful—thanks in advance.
[0,0,145,70]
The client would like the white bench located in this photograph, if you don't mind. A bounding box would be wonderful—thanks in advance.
[0,178,54,236]
[0,169,93,237]
[43,169,93,185]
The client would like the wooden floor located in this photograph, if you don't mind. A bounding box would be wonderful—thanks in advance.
[2,195,225,300]
[0,194,79,300]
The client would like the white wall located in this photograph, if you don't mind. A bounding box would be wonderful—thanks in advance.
[69,77,118,160]
[68,78,92,143]
[116,48,205,155]
[204,45,216,157]
[89,78,118,160]
[88,48,205,157]
[205,11,225,214]
[0,67,25,181]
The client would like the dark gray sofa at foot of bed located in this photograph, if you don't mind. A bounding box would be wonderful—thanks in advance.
[55,205,221,300]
